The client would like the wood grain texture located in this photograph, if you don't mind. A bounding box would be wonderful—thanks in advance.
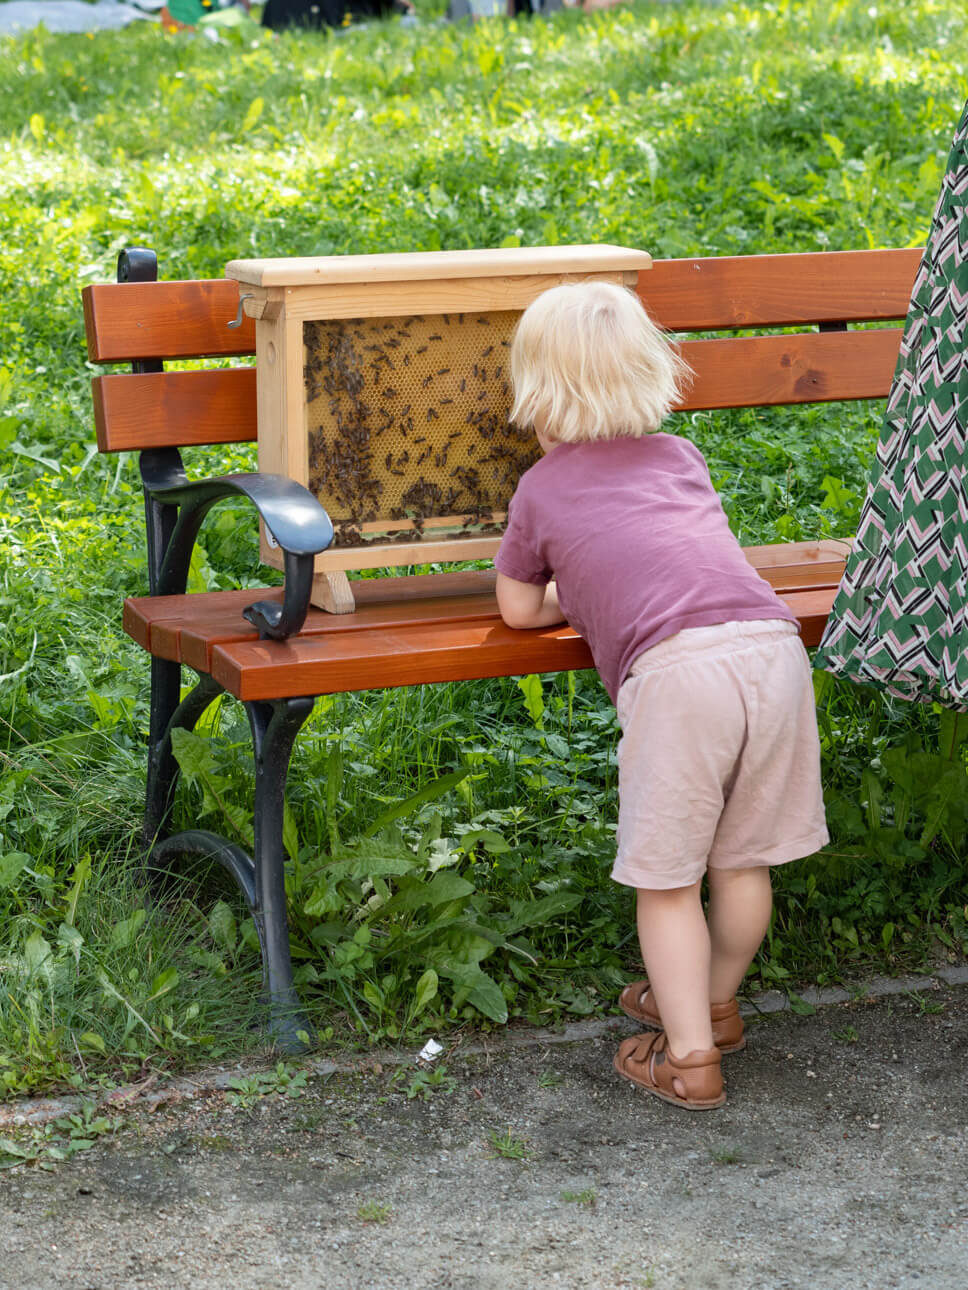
[92,326,900,455]
[226,245,651,288]
[676,328,902,409]
[83,281,255,362]
[210,619,594,700]
[257,272,637,322]
[639,248,921,331]
[123,570,502,672]
[123,547,842,692]
[93,368,258,452]
[208,584,837,700]
[82,250,920,366]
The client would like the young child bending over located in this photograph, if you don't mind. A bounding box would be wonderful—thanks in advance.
[494,282,827,1111]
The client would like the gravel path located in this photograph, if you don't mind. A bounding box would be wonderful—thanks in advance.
[1,982,967,1289]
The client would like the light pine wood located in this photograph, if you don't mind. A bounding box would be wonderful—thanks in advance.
[256,312,307,572]
[311,571,356,614]
[240,271,639,323]
[226,245,651,288]
[235,247,659,595]
[313,536,503,573]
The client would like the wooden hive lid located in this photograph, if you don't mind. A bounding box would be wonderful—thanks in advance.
[225,244,651,289]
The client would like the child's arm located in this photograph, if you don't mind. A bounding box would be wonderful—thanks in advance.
[495,573,566,630]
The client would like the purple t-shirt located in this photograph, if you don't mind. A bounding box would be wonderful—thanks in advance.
[495,434,797,703]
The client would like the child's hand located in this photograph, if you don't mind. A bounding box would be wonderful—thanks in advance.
[495,573,566,629]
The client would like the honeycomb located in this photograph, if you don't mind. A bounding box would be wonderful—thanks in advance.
[304,310,540,548]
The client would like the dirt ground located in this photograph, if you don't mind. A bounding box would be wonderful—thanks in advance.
[1,983,967,1290]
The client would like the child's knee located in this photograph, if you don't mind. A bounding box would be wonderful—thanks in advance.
[707,864,771,888]
[635,879,702,908]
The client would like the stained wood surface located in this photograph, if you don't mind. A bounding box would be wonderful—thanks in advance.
[83,280,256,362]
[639,248,921,331]
[677,328,903,408]
[124,544,845,695]
[93,327,901,454]
[93,369,258,452]
[82,249,919,369]
[207,585,837,701]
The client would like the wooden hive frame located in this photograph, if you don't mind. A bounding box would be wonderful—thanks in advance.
[225,246,651,612]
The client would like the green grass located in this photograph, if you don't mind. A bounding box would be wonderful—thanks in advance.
[1,0,967,1095]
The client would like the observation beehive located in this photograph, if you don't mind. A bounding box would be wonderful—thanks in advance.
[226,246,651,611]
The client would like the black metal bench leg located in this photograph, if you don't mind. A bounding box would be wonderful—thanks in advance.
[246,695,316,1053]
[143,657,182,854]
[143,663,223,860]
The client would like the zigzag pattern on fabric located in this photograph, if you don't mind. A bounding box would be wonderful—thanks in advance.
[815,101,968,711]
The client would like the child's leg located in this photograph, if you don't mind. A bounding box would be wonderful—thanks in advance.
[706,865,773,1004]
[635,882,714,1059]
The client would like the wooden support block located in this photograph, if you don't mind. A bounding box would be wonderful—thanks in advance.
[311,571,356,614]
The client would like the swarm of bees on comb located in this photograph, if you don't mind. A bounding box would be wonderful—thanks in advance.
[304,310,540,548]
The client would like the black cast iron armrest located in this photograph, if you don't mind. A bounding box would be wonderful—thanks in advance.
[140,448,334,641]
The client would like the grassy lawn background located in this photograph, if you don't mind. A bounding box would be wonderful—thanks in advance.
[1,0,967,1096]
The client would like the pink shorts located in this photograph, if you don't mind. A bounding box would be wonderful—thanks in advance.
[611,619,828,890]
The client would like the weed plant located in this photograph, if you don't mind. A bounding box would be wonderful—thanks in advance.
[0,0,967,1094]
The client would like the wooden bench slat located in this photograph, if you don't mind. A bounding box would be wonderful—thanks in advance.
[125,571,502,667]
[170,585,501,671]
[125,543,845,681]
[82,252,921,366]
[677,327,902,409]
[209,585,837,701]
[640,249,921,331]
[94,329,901,454]
[93,368,258,452]
[211,619,594,700]
[83,281,256,362]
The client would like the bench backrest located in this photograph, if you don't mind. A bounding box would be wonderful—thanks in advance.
[83,247,921,569]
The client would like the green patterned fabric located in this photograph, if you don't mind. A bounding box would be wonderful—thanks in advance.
[814,101,968,711]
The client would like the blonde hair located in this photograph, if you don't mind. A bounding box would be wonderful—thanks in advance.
[509,280,689,442]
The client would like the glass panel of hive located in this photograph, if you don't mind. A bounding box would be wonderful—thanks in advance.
[303,309,539,549]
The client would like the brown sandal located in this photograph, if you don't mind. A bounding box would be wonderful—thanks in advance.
[613,1031,725,1110]
[618,980,746,1054]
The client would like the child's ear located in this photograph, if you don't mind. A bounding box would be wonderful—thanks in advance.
[535,426,557,453]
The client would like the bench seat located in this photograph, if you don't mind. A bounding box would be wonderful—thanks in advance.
[123,539,848,700]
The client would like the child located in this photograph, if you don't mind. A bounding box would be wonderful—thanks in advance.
[494,281,828,1111]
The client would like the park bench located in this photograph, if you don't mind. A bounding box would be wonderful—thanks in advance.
[82,244,921,1049]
